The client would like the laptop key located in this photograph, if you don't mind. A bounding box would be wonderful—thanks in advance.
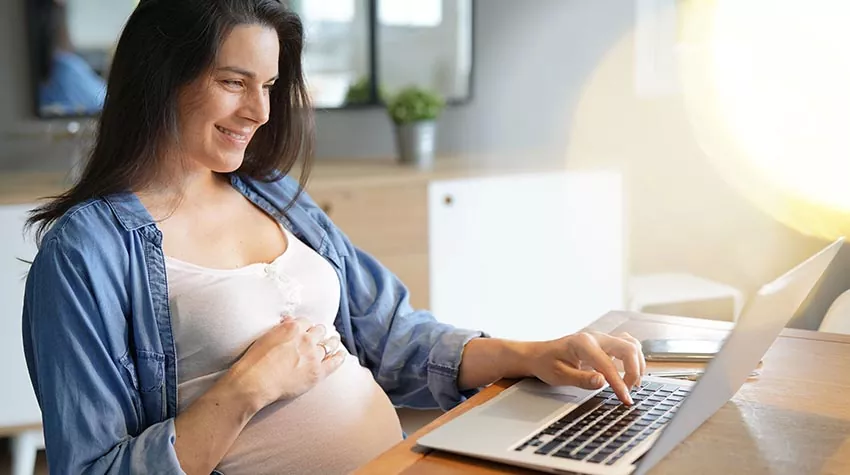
[552,448,583,460]
[560,398,605,423]
[575,449,594,460]
[534,396,605,439]
[563,440,582,451]
[535,439,566,456]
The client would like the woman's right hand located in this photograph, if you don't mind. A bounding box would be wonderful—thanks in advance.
[224,316,346,412]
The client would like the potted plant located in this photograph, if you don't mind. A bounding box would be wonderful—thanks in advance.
[386,86,445,168]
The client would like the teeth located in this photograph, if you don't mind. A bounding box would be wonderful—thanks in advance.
[216,125,247,140]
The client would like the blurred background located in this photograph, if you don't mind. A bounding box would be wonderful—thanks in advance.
[2,0,849,473]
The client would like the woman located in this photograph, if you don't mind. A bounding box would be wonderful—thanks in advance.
[22,1,645,474]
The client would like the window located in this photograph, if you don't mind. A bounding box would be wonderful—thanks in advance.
[302,0,355,23]
[379,0,442,27]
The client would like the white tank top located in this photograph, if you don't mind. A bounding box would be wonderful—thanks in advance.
[166,225,402,475]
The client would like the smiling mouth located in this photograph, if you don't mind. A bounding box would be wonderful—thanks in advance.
[215,125,248,141]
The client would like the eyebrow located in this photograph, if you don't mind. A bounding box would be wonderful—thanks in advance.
[217,66,278,82]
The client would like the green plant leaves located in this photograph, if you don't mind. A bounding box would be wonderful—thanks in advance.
[386,86,445,125]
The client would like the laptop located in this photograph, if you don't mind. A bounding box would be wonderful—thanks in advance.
[417,239,843,475]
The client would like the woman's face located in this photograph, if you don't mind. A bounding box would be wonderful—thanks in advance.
[176,24,280,174]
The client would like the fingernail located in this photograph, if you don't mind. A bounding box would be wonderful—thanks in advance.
[626,393,634,405]
[591,374,604,387]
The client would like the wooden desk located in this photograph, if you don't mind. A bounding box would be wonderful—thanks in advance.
[357,312,850,475]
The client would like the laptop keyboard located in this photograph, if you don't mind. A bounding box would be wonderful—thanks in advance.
[514,381,689,465]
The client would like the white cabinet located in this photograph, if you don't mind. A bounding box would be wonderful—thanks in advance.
[428,171,626,341]
[0,204,41,429]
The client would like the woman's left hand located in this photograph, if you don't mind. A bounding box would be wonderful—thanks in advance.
[524,332,646,405]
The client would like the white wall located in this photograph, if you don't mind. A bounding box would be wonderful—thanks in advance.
[0,0,826,295]
[67,0,135,50]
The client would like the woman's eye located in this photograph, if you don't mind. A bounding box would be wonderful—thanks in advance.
[222,80,243,88]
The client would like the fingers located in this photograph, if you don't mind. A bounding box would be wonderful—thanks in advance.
[305,322,328,343]
[279,315,313,335]
[320,335,342,358]
[552,362,606,391]
[321,344,346,373]
[617,332,646,378]
[594,332,643,389]
[279,317,333,360]
[284,318,346,376]
[571,333,633,405]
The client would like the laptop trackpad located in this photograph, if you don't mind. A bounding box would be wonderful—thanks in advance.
[481,389,578,423]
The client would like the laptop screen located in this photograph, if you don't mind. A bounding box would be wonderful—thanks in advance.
[633,238,843,474]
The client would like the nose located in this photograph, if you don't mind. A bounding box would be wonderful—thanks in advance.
[241,86,270,125]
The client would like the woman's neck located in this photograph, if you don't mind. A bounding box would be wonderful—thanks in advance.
[136,162,228,221]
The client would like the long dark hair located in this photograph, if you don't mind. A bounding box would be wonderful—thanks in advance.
[28,0,314,241]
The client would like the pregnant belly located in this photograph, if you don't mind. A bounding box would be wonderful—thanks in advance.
[216,354,403,475]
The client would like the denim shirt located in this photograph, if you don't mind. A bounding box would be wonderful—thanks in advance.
[22,174,484,474]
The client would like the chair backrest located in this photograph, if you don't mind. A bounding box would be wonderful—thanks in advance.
[0,204,42,430]
[819,289,850,335]
[788,241,850,331]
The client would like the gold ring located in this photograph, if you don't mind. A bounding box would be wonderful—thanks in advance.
[317,341,331,358]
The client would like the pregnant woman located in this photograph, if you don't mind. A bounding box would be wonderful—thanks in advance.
[21,1,645,474]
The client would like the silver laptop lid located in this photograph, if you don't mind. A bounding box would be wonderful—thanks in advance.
[634,238,844,474]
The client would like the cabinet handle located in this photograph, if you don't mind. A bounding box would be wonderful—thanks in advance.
[320,202,333,215]
[443,194,454,206]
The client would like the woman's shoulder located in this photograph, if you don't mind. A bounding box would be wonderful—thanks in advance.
[39,197,133,264]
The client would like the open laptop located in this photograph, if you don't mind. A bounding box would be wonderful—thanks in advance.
[418,239,843,475]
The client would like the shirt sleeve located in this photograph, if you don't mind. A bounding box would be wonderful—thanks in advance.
[297,191,489,411]
[22,238,185,475]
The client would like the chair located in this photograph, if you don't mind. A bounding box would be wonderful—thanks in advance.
[10,430,44,475]
[0,204,43,475]
[819,289,850,335]
[629,273,745,322]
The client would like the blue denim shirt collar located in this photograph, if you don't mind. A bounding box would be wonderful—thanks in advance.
[103,191,156,231]
[101,174,336,262]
